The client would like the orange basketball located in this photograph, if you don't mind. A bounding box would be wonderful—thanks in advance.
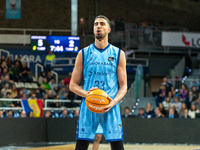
[85,89,109,113]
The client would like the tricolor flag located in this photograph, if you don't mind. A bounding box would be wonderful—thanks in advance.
[21,99,43,117]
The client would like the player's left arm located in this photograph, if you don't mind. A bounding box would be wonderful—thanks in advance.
[101,50,127,113]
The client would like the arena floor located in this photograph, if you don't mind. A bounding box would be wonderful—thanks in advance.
[5,143,198,150]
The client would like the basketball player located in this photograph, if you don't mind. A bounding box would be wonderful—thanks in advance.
[69,15,127,150]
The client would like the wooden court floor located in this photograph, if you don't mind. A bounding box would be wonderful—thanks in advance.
[19,144,200,150]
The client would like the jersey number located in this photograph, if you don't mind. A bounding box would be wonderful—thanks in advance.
[95,81,105,90]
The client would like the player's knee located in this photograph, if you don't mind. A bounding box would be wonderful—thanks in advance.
[94,134,102,143]
[110,141,124,150]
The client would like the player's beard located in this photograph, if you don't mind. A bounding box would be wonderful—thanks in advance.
[95,32,107,40]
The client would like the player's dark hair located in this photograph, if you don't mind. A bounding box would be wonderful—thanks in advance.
[94,15,111,27]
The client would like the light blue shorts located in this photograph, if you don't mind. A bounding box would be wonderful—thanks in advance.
[76,99,123,142]
[95,124,103,134]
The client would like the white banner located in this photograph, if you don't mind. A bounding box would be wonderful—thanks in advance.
[162,31,200,48]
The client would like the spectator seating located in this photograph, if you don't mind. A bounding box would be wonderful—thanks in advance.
[132,97,156,116]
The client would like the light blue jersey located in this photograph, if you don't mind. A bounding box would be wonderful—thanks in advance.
[82,43,120,99]
[76,43,123,142]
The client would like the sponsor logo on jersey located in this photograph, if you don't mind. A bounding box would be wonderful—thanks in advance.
[108,57,114,61]
[88,71,111,77]
[88,71,93,77]
[88,62,114,66]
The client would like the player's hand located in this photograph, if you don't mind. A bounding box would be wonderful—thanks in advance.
[88,87,98,94]
[85,87,98,97]
[101,97,117,114]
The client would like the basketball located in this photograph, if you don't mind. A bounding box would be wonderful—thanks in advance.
[85,89,109,113]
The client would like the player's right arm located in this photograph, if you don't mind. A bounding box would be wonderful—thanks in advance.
[69,50,88,97]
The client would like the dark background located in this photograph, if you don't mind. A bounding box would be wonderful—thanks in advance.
[0,0,199,32]
[0,118,200,145]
